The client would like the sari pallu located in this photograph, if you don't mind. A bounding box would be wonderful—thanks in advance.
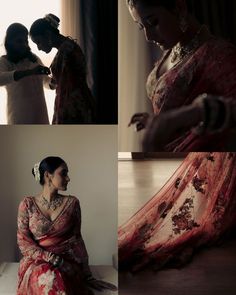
[17,195,91,295]
[147,38,236,151]
[118,153,236,271]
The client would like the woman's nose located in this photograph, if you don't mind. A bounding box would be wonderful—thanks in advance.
[66,176,70,182]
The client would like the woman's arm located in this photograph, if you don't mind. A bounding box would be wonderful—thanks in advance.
[17,198,59,265]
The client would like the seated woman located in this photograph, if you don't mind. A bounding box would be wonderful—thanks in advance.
[127,0,236,151]
[119,152,236,271]
[17,156,117,294]
[30,14,96,124]
[0,23,50,124]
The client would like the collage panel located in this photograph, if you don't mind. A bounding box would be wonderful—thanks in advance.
[118,152,236,294]
[119,0,236,152]
[0,0,117,125]
[0,125,118,294]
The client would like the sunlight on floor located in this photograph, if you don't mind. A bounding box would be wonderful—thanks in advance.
[0,0,61,124]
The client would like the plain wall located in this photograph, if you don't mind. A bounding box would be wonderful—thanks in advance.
[0,125,117,265]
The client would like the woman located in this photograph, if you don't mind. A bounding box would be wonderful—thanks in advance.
[0,23,50,124]
[127,0,236,151]
[17,156,117,294]
[30,14,96,124]
[118,152,236,271]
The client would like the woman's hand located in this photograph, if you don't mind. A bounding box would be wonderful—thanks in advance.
[142,105,203,151]
[30,65,51,75]
[87,278,118,292]
[128,112,150,131]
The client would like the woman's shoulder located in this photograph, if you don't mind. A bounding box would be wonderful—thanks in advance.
[60,194,80,204]
[18,196,34,210]
[201,37,236,57]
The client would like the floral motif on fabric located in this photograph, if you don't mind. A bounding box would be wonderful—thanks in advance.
[172,197,200,235]
[192,176,206,193]
[206,153,215,162]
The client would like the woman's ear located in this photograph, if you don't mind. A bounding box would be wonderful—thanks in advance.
[44,171,51,184]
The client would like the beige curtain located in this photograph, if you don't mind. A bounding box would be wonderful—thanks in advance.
[118,0,153,152]
[60,0,82,42]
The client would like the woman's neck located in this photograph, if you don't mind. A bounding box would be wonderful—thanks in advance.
[52,34,67,49]
[41,186,58,202]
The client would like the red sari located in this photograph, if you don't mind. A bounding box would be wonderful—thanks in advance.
[51,38,96,124]
[17,196,91,295]
[147,37,236,151]
[118,153,236,271]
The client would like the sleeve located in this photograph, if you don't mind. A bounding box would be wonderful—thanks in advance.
[17,198,56,263]
[0,57,15,86]
[71,198,91,275]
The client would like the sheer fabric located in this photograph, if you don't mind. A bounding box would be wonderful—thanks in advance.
[17,195,91,295]
[147,38,236,151]
[119,153,236,271]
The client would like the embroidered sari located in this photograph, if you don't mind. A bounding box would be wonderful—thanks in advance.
[118,153,236,271]
[17,195,92,295]
[51,38,96,124]
[146,38,236,151]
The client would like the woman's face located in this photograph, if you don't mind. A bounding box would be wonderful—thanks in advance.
[31,33,52,53]
[9,33,30,55]
[129,2,183,50]
[49,163,70,191]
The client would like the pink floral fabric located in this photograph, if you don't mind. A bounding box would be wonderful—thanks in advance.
[118,153,236,270]
[51,38,96,124]
[17,195,90,295]
[146,38,236,151]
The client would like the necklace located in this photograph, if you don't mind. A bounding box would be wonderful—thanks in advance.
[170,25,206,63]
[40,195,63,211]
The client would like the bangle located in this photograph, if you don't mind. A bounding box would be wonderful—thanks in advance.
[51,256,64,267]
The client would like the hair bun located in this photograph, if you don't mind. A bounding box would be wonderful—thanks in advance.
[44,14,60,29]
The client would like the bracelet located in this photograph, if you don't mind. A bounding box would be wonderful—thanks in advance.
[51,256,64,267]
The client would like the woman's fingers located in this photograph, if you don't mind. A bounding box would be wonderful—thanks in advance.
[128,113,149,127]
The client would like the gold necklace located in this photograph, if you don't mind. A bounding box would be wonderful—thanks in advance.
[40,195,63,211]
[170,25,206,63]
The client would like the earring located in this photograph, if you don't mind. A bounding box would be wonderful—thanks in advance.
[179,16,188,33]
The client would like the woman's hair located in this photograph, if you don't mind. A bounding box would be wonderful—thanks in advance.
[127,0,192,12]
[30,14,60,38]
[32,156,65,185]
[4,23,37,63]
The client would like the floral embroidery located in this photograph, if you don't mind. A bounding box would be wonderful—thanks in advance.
[38,269,56,294]
[206,153,215,162]
[192,176,206,193]
[172,197,200,235]
[158,202,173,219]
[175,177,182,188]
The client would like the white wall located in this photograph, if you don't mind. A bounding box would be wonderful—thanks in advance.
[0,125,117,265]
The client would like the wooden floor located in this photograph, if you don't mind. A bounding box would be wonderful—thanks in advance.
[118,158,236,295]
[118,158,183,226]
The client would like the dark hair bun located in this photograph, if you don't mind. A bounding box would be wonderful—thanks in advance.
[44,14,60,29]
